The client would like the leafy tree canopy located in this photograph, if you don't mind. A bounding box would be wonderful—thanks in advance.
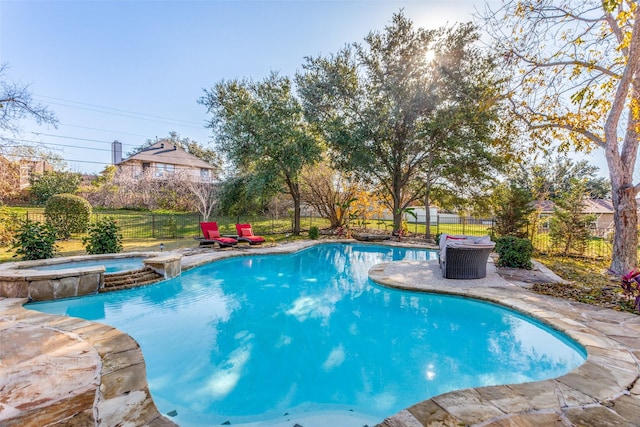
[30,170,81,204]
[297,12,512,230]
[200,72,323,234]
[510,155,611,201]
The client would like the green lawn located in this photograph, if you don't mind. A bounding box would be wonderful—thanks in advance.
[0,207,615,261]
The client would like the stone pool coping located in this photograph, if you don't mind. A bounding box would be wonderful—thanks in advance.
[1,240,639,426]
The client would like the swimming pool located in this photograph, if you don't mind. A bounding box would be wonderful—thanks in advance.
[27,257,146,274]
[29,243,586,427]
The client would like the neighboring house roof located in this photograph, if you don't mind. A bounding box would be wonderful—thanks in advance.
[118,141,216,170]
[536,199,615,214]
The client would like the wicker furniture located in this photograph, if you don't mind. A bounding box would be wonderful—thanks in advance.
[439,234,495,279]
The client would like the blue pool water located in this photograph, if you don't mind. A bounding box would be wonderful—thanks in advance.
[29,244,586,427]
[28,257,146,274]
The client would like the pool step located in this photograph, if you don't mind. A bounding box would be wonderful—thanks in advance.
[101,267,163,292]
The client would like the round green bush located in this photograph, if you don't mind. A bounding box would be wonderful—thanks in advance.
[83,217,123,254]
[495,236,534,269]
[309,226,320,240]
[45,193,92,239]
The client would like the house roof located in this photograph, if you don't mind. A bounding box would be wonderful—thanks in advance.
[536,199,615,214]
[118,141,216,170]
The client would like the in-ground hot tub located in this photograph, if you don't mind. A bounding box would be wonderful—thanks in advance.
[0,252,181,301]
[27,256,147,273]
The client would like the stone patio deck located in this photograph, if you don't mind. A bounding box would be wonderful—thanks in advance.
[1,241,639,426]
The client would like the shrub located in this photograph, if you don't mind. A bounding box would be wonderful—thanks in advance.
[11,218,58,260]
[83,217,123,254]
[45,193,92,239]
[309,226,319,240]
[495,236,533,269]
[0,206,18,247]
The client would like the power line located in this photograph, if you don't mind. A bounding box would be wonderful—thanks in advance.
[59,122,152,139]
[34,94,206,129]
[28,132,138,147]
[11,142,113,153]
[7,153,112,167]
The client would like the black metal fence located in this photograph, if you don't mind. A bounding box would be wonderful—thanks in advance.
[16,211,614,259]
[17,211,328,240]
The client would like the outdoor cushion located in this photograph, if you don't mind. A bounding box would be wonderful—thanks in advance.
[241,235,265,244]
[215,236,239,245]
[235,223,265,245]
[208,229,221,239]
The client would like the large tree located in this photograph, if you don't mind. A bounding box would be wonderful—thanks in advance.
[200,72,323,235]
[484,0,640,274]
[297,13,509,231]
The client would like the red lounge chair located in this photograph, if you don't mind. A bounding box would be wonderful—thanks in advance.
[198,222,238,248]
[235,223,266,245]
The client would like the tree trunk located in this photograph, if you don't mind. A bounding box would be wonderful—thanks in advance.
[393,197,403,232]
[610,182,638,274]
[292,184,301,236]
[424,188,432,240]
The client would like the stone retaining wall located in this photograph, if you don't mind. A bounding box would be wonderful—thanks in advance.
[0,268,103,301]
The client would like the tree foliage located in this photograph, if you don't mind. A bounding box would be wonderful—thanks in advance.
[0,157,20,204]
[200,72,323,235]
[549,179,596,256]
[514,155,611,201]
[483,0,640,273]
[491,182,534,238]
[30,170,81,204]
[213,175,266,218]
[297,12,510,231]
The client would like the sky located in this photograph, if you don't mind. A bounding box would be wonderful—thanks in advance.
[0,0,606,176]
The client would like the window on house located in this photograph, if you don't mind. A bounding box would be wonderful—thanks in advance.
[155,163,175,178]
[200,168,209,181]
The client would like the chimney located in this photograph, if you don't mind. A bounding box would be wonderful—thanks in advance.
[111,140,122,164]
